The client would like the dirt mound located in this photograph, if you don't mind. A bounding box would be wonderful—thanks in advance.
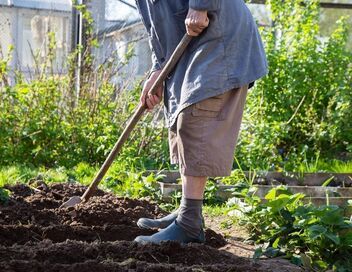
[0,183,267,271]
[2,183,166,227]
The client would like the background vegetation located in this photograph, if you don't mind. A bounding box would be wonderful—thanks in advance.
[237,0,352,171]
[1,0,351,173]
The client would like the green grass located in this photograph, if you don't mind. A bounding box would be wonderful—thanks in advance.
[0,165,39,187]
[0,162,121,188]
[327,160,352,173]
[203,205,230,217]
[0,163,96,187]
[295,159,352,174]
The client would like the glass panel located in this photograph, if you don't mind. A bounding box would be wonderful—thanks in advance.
[20,12,69,70]
[21,15,39,68]
[48,15,69,69]
[105,0,139,22]
[0,8,13,57]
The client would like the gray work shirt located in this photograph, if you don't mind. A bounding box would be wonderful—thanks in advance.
[135,0,268,128]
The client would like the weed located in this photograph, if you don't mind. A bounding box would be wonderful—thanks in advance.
[0,187,11,204]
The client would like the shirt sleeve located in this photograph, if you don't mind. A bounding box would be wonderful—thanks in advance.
[151,49,162,72]
[189,0,220,11]
[149,39,162,72]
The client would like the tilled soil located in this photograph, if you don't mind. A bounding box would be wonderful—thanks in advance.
[0,183,295,271]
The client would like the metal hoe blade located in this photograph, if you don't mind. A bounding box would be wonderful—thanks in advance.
[59,196,82,208]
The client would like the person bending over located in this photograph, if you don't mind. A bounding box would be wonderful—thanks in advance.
[134,0,268,244]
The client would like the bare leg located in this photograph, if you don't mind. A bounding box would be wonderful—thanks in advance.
[181,174,207,199]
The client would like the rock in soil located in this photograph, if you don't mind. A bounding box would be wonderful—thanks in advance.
[0,183,299,271]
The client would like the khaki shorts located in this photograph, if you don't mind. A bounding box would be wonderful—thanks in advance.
[169,85,248,177]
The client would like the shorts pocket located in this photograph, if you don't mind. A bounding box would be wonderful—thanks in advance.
[191,93,229,118]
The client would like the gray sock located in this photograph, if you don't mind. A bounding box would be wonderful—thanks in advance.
[156,208,179,222]
[176,198,203,238]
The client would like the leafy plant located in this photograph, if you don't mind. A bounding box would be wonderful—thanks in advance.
[102,168,164,201]
[170,190,182,208]
[0,165,38,186]
[204,180,223,205]
[0,36,171,170]
[220,168,248,185]
[227,183,352,270]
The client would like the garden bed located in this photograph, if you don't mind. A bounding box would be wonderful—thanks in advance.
[152,170,352,210]
[150,170,352,187]
[0,183,301,272]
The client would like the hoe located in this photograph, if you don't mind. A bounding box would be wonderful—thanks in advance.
[60,34,192,208]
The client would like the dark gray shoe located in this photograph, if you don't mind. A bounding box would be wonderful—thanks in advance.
[137,211,178,229]
[134,221,205,245]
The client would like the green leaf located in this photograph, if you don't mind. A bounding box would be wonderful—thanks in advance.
[265,188,276,200]
[264,247,281,257]
[300,253,312,269]
[324,232,340,245]
[253,248,263,260]
[314,260,329,270]
[322,176,334,187]
[267,198,290,213]
[291,255,302,266]
[0,188,11,204]
[308,225,327,239]
[321,209,345,226]
[272,237,280,248]
[341,232,352,246]
[294,206,310,217]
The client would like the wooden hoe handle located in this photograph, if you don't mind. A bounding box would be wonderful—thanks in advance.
[81,34,193,201]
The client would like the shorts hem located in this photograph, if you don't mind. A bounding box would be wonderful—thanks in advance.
[180,166,232,178]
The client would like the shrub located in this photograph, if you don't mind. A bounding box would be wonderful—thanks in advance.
[0,5,170,170]
[236,0,352,170]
